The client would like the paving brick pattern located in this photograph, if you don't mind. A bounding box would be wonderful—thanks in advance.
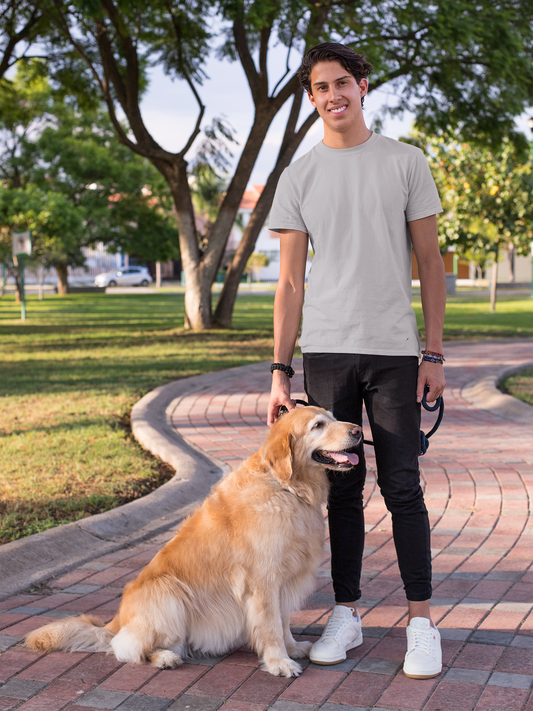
[1,340,533,710]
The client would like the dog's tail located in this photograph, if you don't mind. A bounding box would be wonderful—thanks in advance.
[25,615,114,654]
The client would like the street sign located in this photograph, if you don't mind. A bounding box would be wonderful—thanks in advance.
[13,230,32,257]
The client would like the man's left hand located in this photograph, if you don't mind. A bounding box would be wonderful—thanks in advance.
[417,360,446,404]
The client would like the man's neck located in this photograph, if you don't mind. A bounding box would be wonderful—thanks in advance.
[323,122,372,150]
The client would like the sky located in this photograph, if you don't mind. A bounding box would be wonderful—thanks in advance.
[138,48,533,189]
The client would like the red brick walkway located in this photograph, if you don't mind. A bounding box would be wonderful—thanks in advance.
[1,340,533,711]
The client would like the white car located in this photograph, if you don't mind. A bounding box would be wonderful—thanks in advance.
[94,267,153,287]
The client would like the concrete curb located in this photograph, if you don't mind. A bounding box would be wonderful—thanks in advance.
[0,366,246,601]
[462,361,533,425]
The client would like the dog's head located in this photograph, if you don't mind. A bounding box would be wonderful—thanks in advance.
[262,406,362,484]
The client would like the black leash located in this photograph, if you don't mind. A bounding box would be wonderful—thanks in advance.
[281,386,444,456]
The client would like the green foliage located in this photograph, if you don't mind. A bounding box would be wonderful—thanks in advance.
[407,129,533,262]
[0,61,180,280]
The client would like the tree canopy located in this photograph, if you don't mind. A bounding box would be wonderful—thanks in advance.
[0,61,179,294]
[407,128,533,309]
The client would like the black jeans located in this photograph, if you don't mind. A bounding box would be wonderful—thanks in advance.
[303,353,432,603]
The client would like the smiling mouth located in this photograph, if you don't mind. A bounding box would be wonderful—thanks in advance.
[329,105,347,114]
[312,446,359,468]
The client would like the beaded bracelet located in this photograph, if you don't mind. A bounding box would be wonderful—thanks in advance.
[421,349,445,364]
[270,363,295,378]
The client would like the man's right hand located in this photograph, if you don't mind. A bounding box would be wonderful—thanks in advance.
[267,371,296,426]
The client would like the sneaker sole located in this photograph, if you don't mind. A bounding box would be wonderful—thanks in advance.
[403,667,442,679]
[309,633,363,666]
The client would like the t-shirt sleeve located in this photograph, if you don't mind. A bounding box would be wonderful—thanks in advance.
[268,168,308,233]
[405,149,443,222]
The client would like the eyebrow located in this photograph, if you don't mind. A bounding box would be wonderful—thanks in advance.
[313,74,352,87]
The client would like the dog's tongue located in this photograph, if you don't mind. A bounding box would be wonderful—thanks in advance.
[327,451,359,466]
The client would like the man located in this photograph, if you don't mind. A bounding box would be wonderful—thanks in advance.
[267,42,446,679]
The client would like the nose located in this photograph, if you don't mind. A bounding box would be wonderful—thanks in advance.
[350,426,362,443]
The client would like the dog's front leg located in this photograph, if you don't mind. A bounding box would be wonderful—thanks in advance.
[282,611,313,659]
[245,593,302,677]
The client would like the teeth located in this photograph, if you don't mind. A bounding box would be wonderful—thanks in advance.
[330,106,346,113]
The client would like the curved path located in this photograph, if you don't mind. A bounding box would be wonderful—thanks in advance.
[1,340,533,711]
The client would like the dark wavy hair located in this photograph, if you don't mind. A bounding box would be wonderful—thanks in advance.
[298,43,373,106]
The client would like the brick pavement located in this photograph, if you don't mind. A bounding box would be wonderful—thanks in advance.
[1,340,533,710]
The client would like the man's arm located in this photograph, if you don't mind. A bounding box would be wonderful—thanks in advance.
[267,229,309,426]
[409,214,446,404]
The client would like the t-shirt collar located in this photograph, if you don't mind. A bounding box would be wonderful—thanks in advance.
[317,131,379,156]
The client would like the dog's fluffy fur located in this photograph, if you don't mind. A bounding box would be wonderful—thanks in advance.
[25,406,361,677]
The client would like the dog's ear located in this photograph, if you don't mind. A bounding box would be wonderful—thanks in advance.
[262,419,293,483]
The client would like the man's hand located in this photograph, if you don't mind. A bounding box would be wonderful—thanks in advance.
[417,360,446,405]
[267,371,296,426]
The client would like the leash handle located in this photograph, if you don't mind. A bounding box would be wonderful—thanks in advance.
[421,385,442,412]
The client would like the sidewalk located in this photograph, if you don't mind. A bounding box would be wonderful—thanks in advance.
[1,340,533,711]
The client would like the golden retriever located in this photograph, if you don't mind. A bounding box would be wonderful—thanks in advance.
[25,406,361,677]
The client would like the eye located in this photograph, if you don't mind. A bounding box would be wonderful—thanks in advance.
[312,421,325,430]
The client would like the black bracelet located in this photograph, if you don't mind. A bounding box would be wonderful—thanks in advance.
[270,363,295,378]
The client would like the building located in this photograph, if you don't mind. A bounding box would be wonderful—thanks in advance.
[228,185,312,282]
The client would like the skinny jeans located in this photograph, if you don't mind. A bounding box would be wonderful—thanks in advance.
[303,353,432,603]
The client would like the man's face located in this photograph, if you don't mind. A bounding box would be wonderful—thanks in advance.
[307,60,368,133]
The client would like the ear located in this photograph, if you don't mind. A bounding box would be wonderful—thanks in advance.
[262,419,293,484]
[358,77,368,98]
[307,90,316,109]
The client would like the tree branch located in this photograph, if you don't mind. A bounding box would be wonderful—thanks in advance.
[232,15,259,102]
[164,0,205,158]
[270,31,294,98]
[258,24,271,96]
[0,4,42,78]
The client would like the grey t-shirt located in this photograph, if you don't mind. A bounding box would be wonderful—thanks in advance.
[268,132,442,356]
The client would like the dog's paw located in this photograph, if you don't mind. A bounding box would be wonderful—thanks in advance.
[286,640,313,658]
[261,656,302,677]
[148,649,182,669]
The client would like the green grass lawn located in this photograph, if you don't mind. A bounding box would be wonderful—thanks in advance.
[501,368,533,406]
[1,290,532,544]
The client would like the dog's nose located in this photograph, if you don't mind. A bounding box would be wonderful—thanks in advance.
[350,426,362,443]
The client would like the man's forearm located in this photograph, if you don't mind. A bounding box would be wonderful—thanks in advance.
[273,279,304,365]
[418,257,446,352]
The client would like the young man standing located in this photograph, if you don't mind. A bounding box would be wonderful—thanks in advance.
[267,43,446,679]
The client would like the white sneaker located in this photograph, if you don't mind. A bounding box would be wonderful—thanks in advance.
[309,605,363,665]
[403,617,442,679]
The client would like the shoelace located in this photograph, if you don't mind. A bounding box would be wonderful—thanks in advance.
[322,616,354,640]
[408,628,434,655]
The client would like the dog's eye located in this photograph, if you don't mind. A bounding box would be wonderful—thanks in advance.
[312,421,325,429]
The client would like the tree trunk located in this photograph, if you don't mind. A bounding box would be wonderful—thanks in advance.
[507,243,515,283]
[156,261,161,288]
[55,263,69,295]
[182,261,214,330]
[214,96,318,328]
[38,264,44,300]
[490,257,499,312]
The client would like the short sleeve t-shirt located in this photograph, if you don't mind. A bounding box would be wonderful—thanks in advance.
[268,132,442,356]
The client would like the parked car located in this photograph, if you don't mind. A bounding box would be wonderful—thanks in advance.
[94,267,153,288]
